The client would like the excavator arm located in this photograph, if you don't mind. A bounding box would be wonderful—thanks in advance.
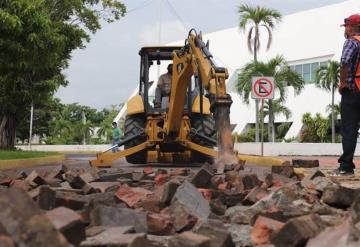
[166,29,235,163]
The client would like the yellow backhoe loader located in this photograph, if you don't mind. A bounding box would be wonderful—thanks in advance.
[90,29,238,167]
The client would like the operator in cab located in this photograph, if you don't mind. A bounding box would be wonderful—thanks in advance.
[154,63,173,108]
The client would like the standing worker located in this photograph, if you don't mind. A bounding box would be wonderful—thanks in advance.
[334,14,360,176]
[154,63,173,108]
[112,122,122,153]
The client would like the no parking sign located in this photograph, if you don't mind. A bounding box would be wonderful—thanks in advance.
[251,77,275,100]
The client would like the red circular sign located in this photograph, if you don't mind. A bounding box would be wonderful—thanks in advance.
[253,78,273,97]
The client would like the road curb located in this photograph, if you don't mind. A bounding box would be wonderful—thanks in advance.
[238,154,285,167]
[0,155,66,170]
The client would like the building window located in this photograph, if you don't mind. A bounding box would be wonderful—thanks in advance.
[290,61,329,84]
[311,62,319,81]
[303,64,311,82]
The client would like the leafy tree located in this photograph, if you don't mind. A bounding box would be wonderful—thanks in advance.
[238,4,282,142]
[236,56,304,142]
[263,98,292,140]
[326,102,341,122]
[16,97,63,143]
[45,103,102,144]
[264,99,292,120]
[300,113,330,143]
[315,61,340,143]
[0,0,126,149]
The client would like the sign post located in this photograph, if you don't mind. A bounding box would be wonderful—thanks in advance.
[251,77,275,156]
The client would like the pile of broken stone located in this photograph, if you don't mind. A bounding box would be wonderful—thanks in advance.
[0,160,359,247]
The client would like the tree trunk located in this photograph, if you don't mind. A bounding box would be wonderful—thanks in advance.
[268,99,275,142]
[272,114,276,142]
[0,115,16,149]
[254,26,259,142]
[331,84,335,143]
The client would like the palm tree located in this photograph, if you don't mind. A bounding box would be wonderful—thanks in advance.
[263,99,292,140]
[315,61,340,143]
[75,120,94,145]
[236,55,304,141]
[326,102,341,121]
[238,4,282,142]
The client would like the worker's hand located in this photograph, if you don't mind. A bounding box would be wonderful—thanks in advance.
[338,82,350,94]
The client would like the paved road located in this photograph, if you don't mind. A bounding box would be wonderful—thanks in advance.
[2,153,358,175]
[0,153,204,178]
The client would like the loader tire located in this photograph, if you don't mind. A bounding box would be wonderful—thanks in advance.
[190,114,216,164]
[124,115,147,164]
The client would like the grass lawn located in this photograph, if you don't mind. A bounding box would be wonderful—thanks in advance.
[0,150,60,160]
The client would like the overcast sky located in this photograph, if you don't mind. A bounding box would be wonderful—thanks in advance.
[56,0,346,109]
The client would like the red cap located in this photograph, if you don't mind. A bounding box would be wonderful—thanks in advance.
[341,14,360,26]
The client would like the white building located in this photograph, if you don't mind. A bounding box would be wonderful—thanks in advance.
[117,0,360,140]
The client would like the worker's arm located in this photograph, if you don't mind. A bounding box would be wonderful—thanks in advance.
[157,75,164,88]
[339,66,350,93]
[339,38,359,93]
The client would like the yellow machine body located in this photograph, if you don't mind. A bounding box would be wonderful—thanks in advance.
[90,30,236,167]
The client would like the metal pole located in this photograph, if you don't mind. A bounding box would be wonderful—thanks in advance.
[82,111,86,145]
[255,99,259,142]
[260,99,264,156]
[29,104,34,150]
[157,0,162,80]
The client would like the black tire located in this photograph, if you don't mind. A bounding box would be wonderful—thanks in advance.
[190,114,216,163]
[124,115,147,164]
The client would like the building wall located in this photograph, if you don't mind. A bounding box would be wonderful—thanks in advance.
[200,0,358,139]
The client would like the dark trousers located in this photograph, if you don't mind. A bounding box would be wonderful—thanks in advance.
[338,90,360,171]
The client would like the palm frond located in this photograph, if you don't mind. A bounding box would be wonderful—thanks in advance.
[315,60,340,91]
[262,24,273,50]
[238,4,282,54]
[247,26,254,53]
[236,55,305,104]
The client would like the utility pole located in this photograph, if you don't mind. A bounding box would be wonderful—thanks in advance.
[28,104,34,150]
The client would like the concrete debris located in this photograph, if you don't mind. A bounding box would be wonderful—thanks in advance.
[194,220,235,247]
[271,214,326,247]
[0,235,15,247]
[226,224,252,247]
[292,159,320,168]
[81,232,147,247]
[171,180,211,221]
[25,170,47,187]
[322,185,360,209]
[66,175,98,194]
[271,165,295,178]
[250,216,284,245]
[0,162,358,246]
[38,185,56,210]
[147,213,175,235]
[168,231,211,247]
[0,187,69,247]
[190,165,214,188]
[307,218,360,247]
[89,204,147,233]
[164,200,198,232]
[46,206,85,245]
[160,179,181,206]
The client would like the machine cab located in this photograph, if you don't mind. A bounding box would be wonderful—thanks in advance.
[138,46,197,114]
